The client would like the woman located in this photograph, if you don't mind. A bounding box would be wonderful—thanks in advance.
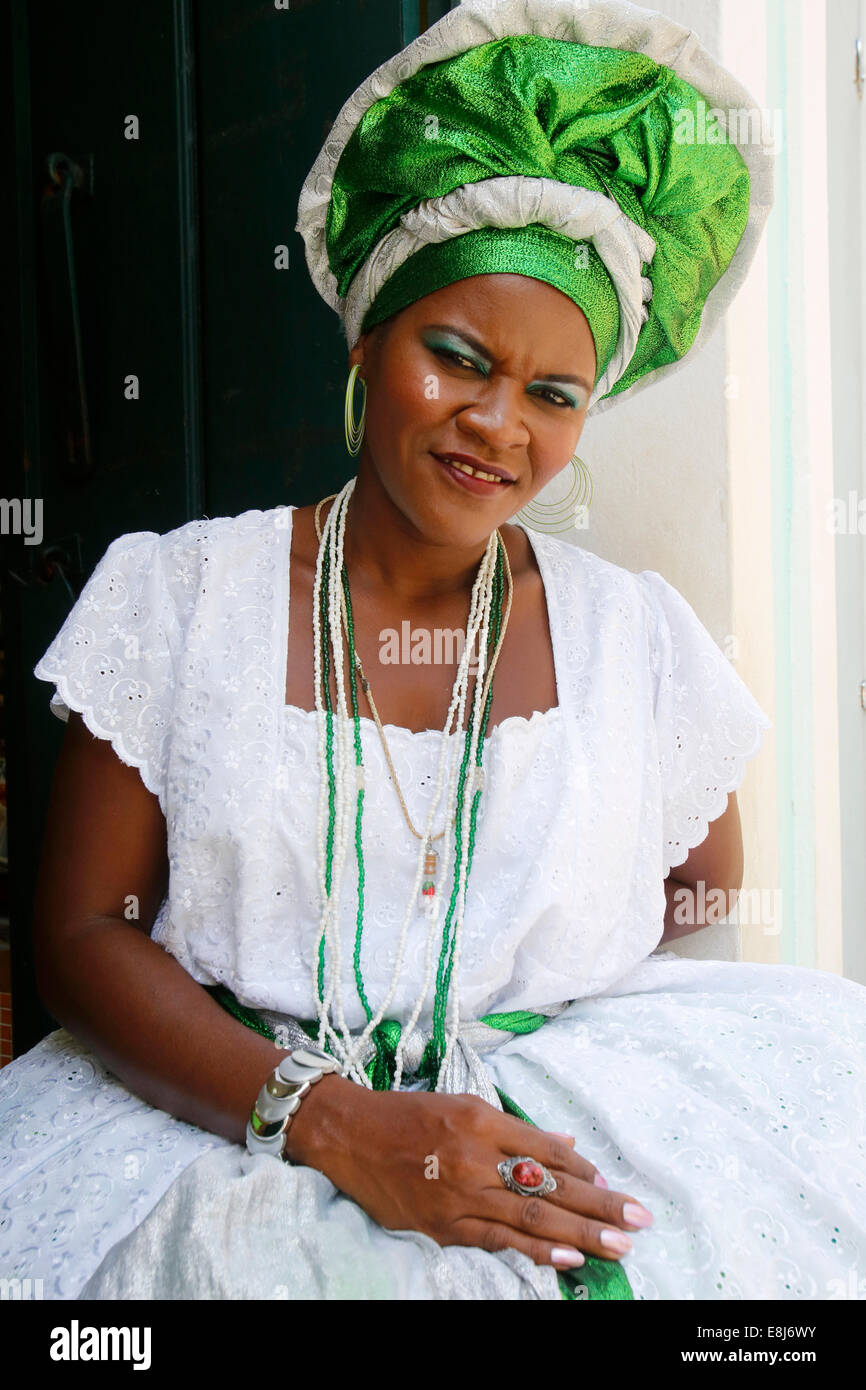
[2,0,864,1302]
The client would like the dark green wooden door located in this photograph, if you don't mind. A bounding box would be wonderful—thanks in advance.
[3,0,459,1054]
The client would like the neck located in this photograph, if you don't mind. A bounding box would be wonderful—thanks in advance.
[329,467,499,605]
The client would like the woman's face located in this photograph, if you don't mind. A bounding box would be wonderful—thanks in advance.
[348,274,597,546]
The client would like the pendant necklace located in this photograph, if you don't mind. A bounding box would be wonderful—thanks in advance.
[314,493,514,911]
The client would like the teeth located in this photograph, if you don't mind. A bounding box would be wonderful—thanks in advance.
[444,458,505,484]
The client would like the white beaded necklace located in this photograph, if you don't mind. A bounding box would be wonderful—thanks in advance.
[311,478,504,1088]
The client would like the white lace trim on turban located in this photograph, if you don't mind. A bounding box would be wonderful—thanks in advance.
[343,175,656,411]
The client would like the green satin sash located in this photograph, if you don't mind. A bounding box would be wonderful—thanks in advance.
[208,984,634,1301]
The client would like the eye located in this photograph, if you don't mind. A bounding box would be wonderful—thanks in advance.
[530,386,581,410]
[434,346,485,373]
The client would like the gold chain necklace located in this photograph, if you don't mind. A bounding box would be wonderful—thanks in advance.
[313,493,514,901]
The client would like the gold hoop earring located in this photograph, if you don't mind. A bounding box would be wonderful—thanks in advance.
[344,363,367,456]
[515,454,593,534]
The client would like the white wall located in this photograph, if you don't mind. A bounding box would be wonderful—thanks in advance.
[562,0,782,963]
[554,0,852,975]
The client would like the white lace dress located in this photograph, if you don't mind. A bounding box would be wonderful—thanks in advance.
[1,504,864,1300]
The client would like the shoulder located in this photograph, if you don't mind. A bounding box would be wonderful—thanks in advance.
[507,522,661,631]
[90,506,290,653]
[109,504,289,596]
[155,503,287,567]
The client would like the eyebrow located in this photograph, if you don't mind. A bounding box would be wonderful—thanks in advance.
[422,322,593,394]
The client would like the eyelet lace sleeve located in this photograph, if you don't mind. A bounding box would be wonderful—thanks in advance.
[638,569,773,878]
[32,530,175,813]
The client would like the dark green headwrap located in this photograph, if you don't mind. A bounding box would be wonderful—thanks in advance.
[362,224,621,394]
[296,0,773,414]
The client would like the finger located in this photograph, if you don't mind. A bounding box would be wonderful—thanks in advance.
[484,1150,652,1238]
[476,1185,639,1262]
[453,1216,589,1273]
[535,1131,615,1189]
[496,1118,598,1185]
[541,1168,654,1234]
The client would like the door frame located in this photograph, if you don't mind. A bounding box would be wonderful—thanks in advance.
[827,0,866,983]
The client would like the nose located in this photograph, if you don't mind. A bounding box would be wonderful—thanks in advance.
[456,375,531,452]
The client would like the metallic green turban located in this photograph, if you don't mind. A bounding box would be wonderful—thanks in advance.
[296,0,774,416]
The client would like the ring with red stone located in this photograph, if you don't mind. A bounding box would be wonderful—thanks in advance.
[497,1155,557,1198]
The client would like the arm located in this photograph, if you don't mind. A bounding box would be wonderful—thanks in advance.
[32,709,362,1145]
[659,790,744,944]
[35,712,650,1270]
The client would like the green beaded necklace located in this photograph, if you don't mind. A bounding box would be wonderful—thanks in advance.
[314,513,506,1090]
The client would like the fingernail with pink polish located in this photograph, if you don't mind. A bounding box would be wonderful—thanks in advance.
[622,1202,653,1229]
[593,1173,608,1188]
[600,1229,633,1254]
[551,1247,585,1268]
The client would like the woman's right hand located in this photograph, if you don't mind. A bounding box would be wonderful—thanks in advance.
[285,1074,652,1270]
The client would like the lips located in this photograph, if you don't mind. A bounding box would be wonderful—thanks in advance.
[434,452,515,483]
[432,453,516,497]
